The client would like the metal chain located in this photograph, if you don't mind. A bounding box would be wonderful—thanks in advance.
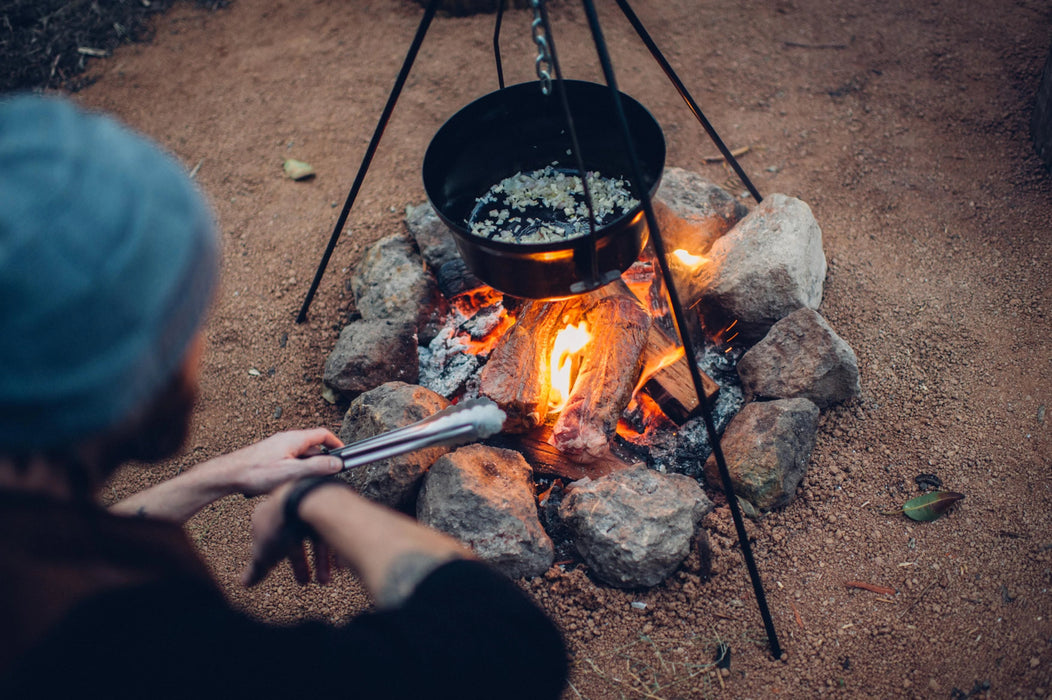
[530,0,553,94]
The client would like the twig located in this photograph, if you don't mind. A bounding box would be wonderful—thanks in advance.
[790,601,805,629]
[189,159,203,179]
[702,145,751,163]
[567,679,585,699]
[782,40,849,49]
[898,579,938,618]
[844,580,897,596]
[584,657,662,699]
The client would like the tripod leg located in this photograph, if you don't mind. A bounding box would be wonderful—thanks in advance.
[297,0,441,323]
[579,0,782,660]
[613,0,762,203]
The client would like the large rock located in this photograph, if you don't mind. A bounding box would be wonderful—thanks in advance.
[405,202,460,271]
[737,308,860,408]
[338,382,451,510]
[695,193,826,341]
[704,398,820,511]
[351,233,448,343]
[653,168,748,256]
[558,464,713,588]
[418,444,554,578]
[323,318,418,399]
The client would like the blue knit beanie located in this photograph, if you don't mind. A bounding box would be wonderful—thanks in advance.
[0,95,219,452]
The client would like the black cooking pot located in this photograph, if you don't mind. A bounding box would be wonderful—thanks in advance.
[423,80,665,299]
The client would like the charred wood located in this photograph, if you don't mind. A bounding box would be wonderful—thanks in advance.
[486,426,631,481]
[641,324,720,424]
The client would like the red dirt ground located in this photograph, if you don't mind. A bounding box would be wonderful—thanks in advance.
[75,0,1052,696]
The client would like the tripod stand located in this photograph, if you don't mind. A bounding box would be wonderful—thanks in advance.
[298,0,782,659]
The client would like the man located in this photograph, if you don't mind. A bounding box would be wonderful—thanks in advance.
[0,94,566,699]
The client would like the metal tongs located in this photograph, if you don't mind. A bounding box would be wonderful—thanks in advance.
[326,398,506,471]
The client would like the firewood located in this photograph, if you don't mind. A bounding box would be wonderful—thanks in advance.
[640,324,720,424]
[479,298,575,433]
[552,290,652,463]
[485,426,631,481]
[436,258,486,298]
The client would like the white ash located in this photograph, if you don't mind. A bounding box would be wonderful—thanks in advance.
[460,302,505,342]
[419,327,479,399]
[419,300,507,398]
[469,163,639,244]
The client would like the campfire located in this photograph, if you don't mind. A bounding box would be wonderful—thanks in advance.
[420,239,742,480]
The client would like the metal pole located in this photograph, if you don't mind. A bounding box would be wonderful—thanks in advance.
[613,0,762,204]
[297,0,441,324]
[579,0,782,660]
[493,0,506,89]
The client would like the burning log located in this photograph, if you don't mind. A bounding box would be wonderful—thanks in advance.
[552,290,652,463]
[479,298,575,432]
[640,324,720,424]
[486,425,631,481]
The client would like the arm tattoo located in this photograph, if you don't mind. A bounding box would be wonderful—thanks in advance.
[376,552,457,608]
[136,506,148,518]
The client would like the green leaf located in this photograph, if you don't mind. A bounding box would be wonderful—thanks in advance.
[901,491,965,522]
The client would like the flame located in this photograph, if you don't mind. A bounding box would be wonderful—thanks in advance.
[632,345,685,397]
[548,321,591,413]
[672,248,708,268]
[616,392,675,443]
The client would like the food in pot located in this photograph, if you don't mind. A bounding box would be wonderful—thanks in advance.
[468,163,639,244]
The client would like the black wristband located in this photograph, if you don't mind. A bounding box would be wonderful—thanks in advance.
[282,475,342,539]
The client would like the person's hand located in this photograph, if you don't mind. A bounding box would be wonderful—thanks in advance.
[240,480,336,587]
[221,428,344,497]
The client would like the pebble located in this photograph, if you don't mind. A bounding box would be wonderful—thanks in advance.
[1030,657,1040,668]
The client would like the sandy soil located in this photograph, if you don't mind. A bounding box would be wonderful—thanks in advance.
[75,0,1052,696]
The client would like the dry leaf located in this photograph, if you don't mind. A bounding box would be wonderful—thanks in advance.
[283,158,315,181]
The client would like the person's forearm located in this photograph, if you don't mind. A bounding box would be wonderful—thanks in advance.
[109,456,238,523]
[298,484,473,607]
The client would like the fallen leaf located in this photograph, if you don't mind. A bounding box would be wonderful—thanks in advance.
[283,158,315,181]
[736,495,761,519]
[844,580,897,595]
[901,491,965,522]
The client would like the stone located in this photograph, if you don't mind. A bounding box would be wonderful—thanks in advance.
[338,382,451,510]
[652,167,748,256]
[405,202,461,271]
[695,193,826,341]
[704,398,820,511]
[417,444,554,578]
[323,318,419,399]
[558,464,714,588]
[737,307,861,408]
[351,233,448,344]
